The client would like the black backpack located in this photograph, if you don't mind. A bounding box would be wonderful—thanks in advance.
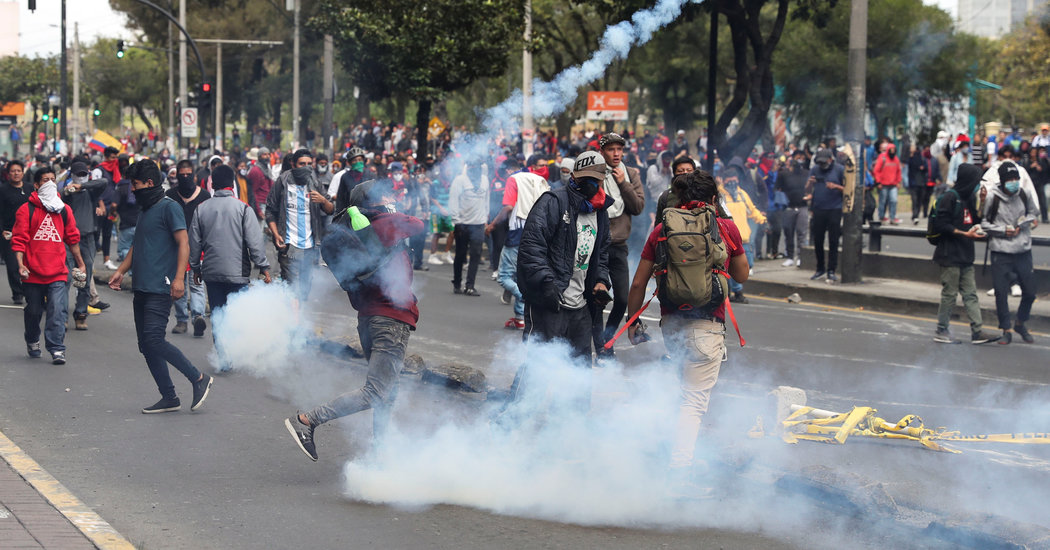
[925,189,961,245]
[985,189,1030,226]
[320,208,398,292]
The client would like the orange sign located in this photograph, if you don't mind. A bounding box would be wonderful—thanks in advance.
[586,92,628,120]
[0,102,25,117]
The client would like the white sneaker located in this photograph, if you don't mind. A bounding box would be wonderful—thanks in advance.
[490,270,498,280]
[795,258,801,268]
[781,258,795,267]
[443,252,454,264]
[427,254,444,265]
[986,288,995,296]
[1011,284,1022,297]
[103,260,120,270]
[749,267,754,276]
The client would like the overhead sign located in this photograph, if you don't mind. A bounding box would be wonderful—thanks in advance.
[428,117,446,140]
[181,107,198,138]
[586,91,629,121]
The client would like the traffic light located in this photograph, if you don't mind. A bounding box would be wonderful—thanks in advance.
[92,103,101,118]
[198,82,212,111]
[41,112,49,122]
[116,40,125,59]
[51,106,59,124]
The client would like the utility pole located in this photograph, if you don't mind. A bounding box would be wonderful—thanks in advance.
[292,0,301,148]
[323,34,334,159]
[215,43,222,149]
[179,0,188,155]
[167,3,174,144]
[60,0,67,143]
[72,23,79,150]
[522,0,533,157]
[840,0,868,284]
[705,7,718,170]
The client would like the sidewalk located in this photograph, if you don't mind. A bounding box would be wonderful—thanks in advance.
[745,257,1050,334]
[0,430,133,550]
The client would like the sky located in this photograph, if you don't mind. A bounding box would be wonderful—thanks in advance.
[15,0,958,59]
[18,0,129,58]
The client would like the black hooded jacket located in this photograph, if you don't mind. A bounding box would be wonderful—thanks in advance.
[932,163,982,267]
[517,186,612,311]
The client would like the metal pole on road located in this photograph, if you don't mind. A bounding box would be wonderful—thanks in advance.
[522,0,533,157]
[323,34,334,160]
[292,0,301,148]
[840,0,867,284]
[215,43,222,150]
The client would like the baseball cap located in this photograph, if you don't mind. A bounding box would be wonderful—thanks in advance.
[998,161,1020,183]
[70,161,89,176]
[599,132,626,149]
[572,151,606,180]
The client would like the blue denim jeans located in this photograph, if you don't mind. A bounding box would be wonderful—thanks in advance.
[117,226,136,261]
[277,245,320,301]
[305,316,411,439]
[67,233,95,318]
[23,281,69,353]
[497,245,524,317]
[877,186,898,220]
[729,243,755,293]
[173,271,206,323]
[133,291,202,400]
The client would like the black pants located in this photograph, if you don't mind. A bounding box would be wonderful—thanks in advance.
[205,281,248,370]
[594,242,629,349]
[97,216,114,258]
[1037,182,1050,223]
[133,291,202,400]
[488,217,508,270]
[452,223,483,289]
[409,231,426,269]
[811,208,842,273]
[506,303,593,415]
[991,250,1037,329]
[910,186,932,219]
[766,209,783,257]
[0,236,23,300]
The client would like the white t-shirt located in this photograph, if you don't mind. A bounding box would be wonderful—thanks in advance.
[284,183,313,249]
[560,210,598,310]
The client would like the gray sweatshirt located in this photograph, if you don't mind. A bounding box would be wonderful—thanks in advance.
[980,186,1041,254]
[449,173,490,225]
[190,189,270,284]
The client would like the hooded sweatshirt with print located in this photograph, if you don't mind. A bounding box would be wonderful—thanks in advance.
[11,192,80,284]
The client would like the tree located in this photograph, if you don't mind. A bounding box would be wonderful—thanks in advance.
[773,0,972,141]
[81,39,167,134]
[311,0,525,160]
[0,55,61,145]
[979,16,1050,129]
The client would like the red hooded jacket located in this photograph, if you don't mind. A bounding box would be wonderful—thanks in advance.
[347,212,424,328]
[11,193,81,285]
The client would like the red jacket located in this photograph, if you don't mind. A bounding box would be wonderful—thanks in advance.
[11,193,81,285]
[347,212,425,328]
[872,152,902,187]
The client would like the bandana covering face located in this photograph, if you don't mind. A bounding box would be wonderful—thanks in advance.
[133,185,166,210]
[38,182,65,213]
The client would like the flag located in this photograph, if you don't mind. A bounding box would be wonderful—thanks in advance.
[87,130,124,153]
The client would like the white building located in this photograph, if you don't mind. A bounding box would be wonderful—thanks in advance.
[957,0,1043,39]
[0,1,19,57]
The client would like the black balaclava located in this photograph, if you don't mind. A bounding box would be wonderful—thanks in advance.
[176,173,196,198]
[134,184,165,210]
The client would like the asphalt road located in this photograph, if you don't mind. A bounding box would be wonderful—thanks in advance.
[1,257,1049,549]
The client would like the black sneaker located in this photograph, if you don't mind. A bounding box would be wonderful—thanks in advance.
[172,321,188,334]
[971,330,1001,345]
[998,330,1012,345]
[190,374,213,411]
[13,295,24,305]
[825,271,838,282]
[27,341,41,358]
[501,289,512,305]
[192,315,207,337]
[51,351,66,365]
[452,285,463,295]
[729,292,749,304]
[284,414,318,461]
[933,327,959,344]
[463,287,481,297]
[143,396,181,414]
[1014,324,1035,344]
[810,270,826,280]
[90,301,110,310]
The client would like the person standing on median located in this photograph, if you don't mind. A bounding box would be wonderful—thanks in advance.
[11,165,86,365]
[931,163,1000,345]
[189,165,272,372]
[980,162,1041,344]
[108,159,213,414]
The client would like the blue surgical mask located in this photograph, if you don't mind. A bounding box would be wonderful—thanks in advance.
[1004,180,1020,194]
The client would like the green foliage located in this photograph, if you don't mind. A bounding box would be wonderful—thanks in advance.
[311,0,525,101]
[773,0,970,141]
[0,55,60,109]
[81,38,167,132]
[979,16,1050,129]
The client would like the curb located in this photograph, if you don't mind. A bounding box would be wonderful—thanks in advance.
[0,430,135,550]
[745,277,1050,334]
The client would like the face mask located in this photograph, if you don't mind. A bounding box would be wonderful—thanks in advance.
[560,171,571,184]
[37,181,64,212]
[176,174,196,197]
[351,161,365,172]
[74,174,89,185]
[317,164,329,174]
[291,166,315,186]
[133,185,166,210]
[888,150,896,158]
[1004,180,1020,194]
[392,173,404,182]
[573,177,601,199]
[239,168,248,177]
